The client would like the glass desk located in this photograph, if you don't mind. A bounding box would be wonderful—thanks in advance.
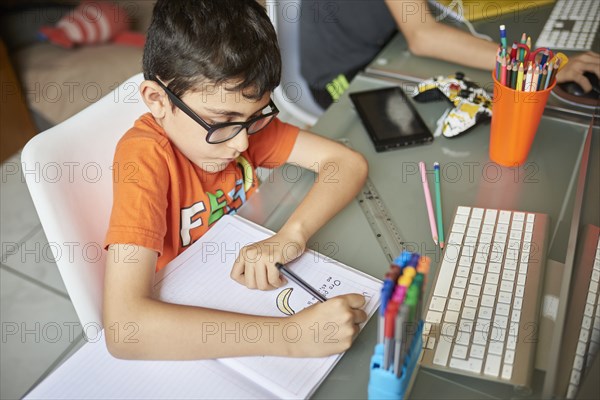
[364,3,598,120]
[239,73,598,398]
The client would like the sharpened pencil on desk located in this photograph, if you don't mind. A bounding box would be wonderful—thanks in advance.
[419,161,438,246]
[276,262,327,302]
[433,162,444,249]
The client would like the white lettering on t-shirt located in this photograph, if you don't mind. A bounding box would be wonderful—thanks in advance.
[180,201,206,247]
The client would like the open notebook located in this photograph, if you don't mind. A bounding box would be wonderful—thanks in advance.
[25,215,382,399]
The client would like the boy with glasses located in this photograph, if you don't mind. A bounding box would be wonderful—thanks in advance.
[103,0,369,360]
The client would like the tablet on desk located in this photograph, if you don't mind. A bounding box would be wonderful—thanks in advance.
[350,87,433,152]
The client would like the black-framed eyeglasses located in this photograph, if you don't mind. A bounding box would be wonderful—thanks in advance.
[153,77,279,144]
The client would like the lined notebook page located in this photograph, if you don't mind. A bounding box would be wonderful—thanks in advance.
[153,215,381,399]
[25,335,272,399]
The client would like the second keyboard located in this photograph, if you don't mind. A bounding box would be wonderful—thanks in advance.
[421,206,549,387]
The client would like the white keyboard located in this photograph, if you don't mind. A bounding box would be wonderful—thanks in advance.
[536,0,599,50]
[563,226,600,399]
[420,206,549,387]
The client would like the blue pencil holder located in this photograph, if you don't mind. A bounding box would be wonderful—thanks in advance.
[368,321,423,399]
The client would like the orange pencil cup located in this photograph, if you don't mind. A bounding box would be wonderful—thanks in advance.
[489,72,556,167]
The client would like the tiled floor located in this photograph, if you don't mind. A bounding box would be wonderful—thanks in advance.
[0,109,305,399]
[0,152,85,400]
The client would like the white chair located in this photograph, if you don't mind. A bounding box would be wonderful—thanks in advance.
[21,73,147,331]
[267,0,323,127]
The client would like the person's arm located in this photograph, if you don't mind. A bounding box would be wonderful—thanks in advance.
[230,131,368,290]
[385,0,498,70]
[103,243,367,360]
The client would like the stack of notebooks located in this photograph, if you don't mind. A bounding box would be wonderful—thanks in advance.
[25,215,382,399]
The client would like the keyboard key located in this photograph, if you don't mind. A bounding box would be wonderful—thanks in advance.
[507,335,517,350]
[498,211,511,224]
[470,273,484,285]
[486,272,500,285]
[494,315,509,329]
[496,303,511,317]
[474,262,487,274]
[429,296,447,312]
[501,364,513,380]
[504,350,515,365]
[447,299,462,312]
[459,319,474,333]
[445,310,459,323]
[483,284,497,296]
[498,291,512,304]
[426,310,443,324]
[433,336,452,366]
[456,206,471,215]
[511,309,522,323]
[426,336,436,349]
[472,208,484,219]
[479,306,493,320]
[459,254,473,267]
[447,232,463,245]
[479,233,493,244]
[465,296,479,308]
[517,273,527,286]
[502,270,516,282]
[434,258,457,297]
[496,223,509,234]
[470,344,486,359]
[481,295,495,308]
[466,226,480,237]
[488,263,501,274]
[500,280,514,292]
[455,327,470,343]
[494,232,507,244]
[484,354,502,377]
[454,277,468,289]
[484,209,497,224]
[467,284,481,297]
[453,223,467,234]
[504,259,518,270]
[462,307,477,320]
[515,285,525,298]
[451,288,465,300]
[454,214,469,224]
[512,218,524,231]
[452,344,468,359]
[481,224,494,235]
[513,212,525,222]
[450,357,483,374]
[488,341,504,355]
[456,266,470,277]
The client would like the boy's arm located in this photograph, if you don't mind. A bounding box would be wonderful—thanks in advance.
[103,243,366,359]
[385,0,498,70]
[279,130,368,245]
[230,131,368,290]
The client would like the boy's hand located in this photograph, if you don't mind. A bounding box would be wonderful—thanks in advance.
[230,230,306,290]
[288,294,367,357]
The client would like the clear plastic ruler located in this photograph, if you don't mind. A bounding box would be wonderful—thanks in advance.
[340,138,405,262]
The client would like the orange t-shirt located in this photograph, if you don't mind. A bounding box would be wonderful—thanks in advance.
[104,113,299,272]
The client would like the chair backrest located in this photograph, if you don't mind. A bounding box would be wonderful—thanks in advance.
[21,73,147,332]
[267,0,323,127]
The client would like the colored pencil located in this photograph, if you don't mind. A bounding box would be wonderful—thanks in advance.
[419,162,438,246]
[433,162,444,249]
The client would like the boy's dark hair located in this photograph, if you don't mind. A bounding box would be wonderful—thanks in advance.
[143,0,281,100]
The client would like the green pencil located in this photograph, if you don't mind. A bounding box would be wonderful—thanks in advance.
[433,162,444,248]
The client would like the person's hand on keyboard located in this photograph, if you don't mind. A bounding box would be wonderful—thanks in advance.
[556,51,600,94]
